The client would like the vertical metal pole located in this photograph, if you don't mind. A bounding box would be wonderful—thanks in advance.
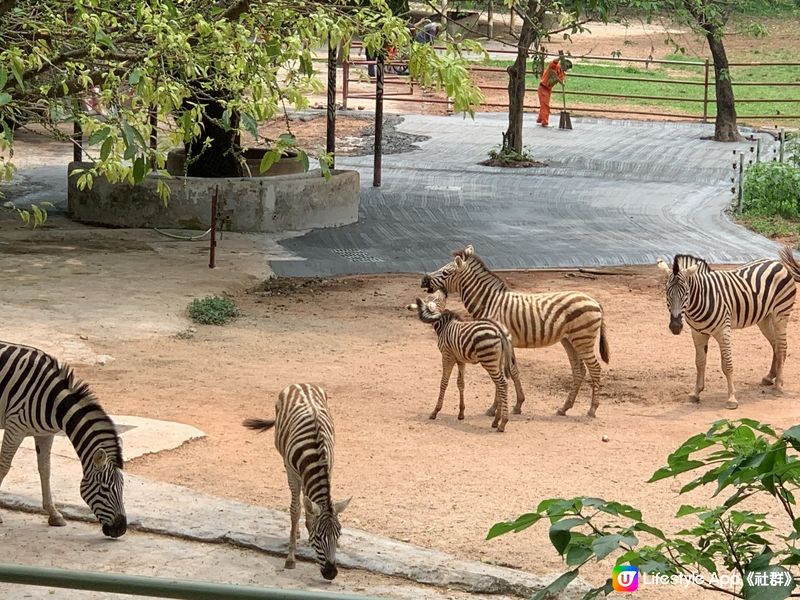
[342,57,350,111]
[756,138,761,163]
[779,128,785,162]
[702,59,709,124]
[326,35,337,170]
[73,120,83,162]
[737,152,744,214]
[149,106,158,170]
[373,53,384,188]
[209,186,218,269]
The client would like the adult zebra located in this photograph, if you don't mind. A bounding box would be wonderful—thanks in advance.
[422,245,610,418]
[657,246,800,409]
[243,383,350,580]
[0,341,126,537]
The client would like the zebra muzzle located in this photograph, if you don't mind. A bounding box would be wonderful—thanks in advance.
[420,275,433,292]
[102,515,128,538]
[669,317,683,335]
[321,563,338,581]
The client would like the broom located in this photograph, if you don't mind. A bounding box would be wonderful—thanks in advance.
[558,82,572,130]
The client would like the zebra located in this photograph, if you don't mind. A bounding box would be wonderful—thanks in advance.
[0,341,126,537]
[421,245,610,418]
[414,297,521,432]
[657,246,800,409]
[243,383,350,581]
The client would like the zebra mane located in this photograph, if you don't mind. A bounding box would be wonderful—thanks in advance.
[672,254,710,275]
[61,364,124,469]
[450,249,508,291]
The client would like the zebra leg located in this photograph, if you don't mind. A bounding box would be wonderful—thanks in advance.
[757,317,778,386]
[489,374,509,432]
[285,472,302,569]
[431,356,455,420]
[578,350,603,418]
[34,435,66,527]
[712,326,738,409]
[556,339,585,416]
[456,363,466,420]
[773,317,789,393]
[510,356,525,415]
[0,428,26,525]
[688,330,710,403]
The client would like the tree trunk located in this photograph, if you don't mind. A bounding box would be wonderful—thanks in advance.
[705,30,740,142]
[184,91,244,178]
[503,4,538,154]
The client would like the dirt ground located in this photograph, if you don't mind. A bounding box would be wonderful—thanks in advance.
[29,257,800,599]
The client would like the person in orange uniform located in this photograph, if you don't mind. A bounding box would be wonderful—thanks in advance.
[537,57,572,127]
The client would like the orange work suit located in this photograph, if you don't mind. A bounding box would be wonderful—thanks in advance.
[537,59,566,127]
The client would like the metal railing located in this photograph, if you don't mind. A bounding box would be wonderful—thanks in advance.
[340,44,800,123]
[0,563,385,600]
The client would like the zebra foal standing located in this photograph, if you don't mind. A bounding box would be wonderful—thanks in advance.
[422,245,610,418]
[658,246,800,409]
[243,383,350,580]
[414,297,521,431]
[0,341,126,537]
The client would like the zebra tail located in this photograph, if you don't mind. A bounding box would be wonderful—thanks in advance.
[599,316,610,364]
[500,330,515,378]
[779,244,800,282]
[242,418,276,432]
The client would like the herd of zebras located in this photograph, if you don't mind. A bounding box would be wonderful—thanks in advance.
[2,242,800,581]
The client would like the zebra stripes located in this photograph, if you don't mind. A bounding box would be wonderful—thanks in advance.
[414,297,522,432]
[0,341,126,537]
[243,383,350,581]
[658,247,800,409]
[422,245,610,418]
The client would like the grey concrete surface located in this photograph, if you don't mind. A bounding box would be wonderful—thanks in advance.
[67,163,361,233]
[271,114,780,277]
[0,441,586,599]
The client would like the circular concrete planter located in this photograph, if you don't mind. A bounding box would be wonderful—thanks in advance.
[67,161,360,233]
[165,147,305,177]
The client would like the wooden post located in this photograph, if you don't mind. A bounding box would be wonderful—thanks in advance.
[487,0,494,39]
[326,34,337,170]
[373,54,384,188]
[72,120,82,162]
[702,59,709,124]
[736,153,744,214]
[779,128,785,162]
[149,107,158,170]
[342,58,350,111]
[209,186,218,269]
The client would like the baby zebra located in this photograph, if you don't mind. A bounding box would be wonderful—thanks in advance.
[414,297,522,432]
[243,384,350,581]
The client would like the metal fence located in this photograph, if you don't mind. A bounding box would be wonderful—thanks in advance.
[0,563,384,600]
[341,44,800,123]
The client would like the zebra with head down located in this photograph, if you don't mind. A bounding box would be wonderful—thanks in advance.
[0,341,126,537]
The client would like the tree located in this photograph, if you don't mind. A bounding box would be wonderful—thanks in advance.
[487,419,800,599]
[500,0,619,155]
[0,0,482,211]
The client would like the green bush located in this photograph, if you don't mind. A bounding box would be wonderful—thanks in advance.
[187,295,238,325]
[787,135,800,170]
[742,162,800,219]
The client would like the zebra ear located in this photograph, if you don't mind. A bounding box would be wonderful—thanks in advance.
[91,448,108,469]
[454,256,466,270]
[683,264,700,279]
[304,496,321,516]
[464,245,474,257]
[334,497,352,515]
[656,258,671,274]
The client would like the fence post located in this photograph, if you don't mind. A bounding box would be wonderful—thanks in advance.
[756,138,761,163]
[72,120,83,162]
[149,106,158,170]
[342,58,349,111]
[326,34,337,169]
[487,0,494,38]
[737,152,744,214]
[779,128,785,162]
[373,53,384,188]
[702,59,710,124]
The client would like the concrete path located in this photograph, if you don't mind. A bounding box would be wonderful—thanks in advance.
[271,114,779,277]
[0,416,585,599]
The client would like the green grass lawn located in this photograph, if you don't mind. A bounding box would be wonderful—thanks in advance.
[485,53,800,124]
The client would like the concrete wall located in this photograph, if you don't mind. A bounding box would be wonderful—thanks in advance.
[67,162,360,232]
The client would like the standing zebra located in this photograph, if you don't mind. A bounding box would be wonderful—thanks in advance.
[657,246,800,409]
[0,341,126,537]
[243,383,350,581]
[414,297,521,431]
[422,245,610,418]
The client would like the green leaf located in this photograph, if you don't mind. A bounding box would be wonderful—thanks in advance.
[319,156,331,179]
[549,518,585,555]
[241,112,259,139]
[531,570,579,600]
[132,156,146,182]
[566,544,593,566]
[591,534,638,560]
[742,566,794,600]
[649,460,706,482]
[10,56,24,88]
[298,150,309,172]
[676,505,706,518]
[0,92,10,106]
[582,579,614,600]
[128,69,141,86]
[100,137,113,161]
[88,127,111,146]
[0,66,6,90]
[633,522,666,541]
[259,150,281,174]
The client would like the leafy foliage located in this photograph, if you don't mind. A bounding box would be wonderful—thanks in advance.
[188,295,239,326]
[488,419,800,599]
[742,162,800,219]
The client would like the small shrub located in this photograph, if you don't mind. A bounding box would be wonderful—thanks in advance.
[187,296,238,325]
[787,134,800,169]
[742,162,800,219]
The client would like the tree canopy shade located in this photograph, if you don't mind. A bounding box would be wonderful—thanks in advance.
[0,0,483,204]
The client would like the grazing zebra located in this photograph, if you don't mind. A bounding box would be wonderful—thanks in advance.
[421,245,610,418]
[243,383,350,581]
[414,297,521,431]
[0,341,126,537]
[657,246,800,409]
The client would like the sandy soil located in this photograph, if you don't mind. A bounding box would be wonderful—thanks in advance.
[63,266,800,599]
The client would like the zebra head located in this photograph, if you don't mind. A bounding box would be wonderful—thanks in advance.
[80,447,127,538]
[304,496,351,580]
[657,257,700,335]
[421,245,474,295]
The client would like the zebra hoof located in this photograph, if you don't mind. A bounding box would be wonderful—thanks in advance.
[587,409,597,418]
[726,399,739,410]
[761,377,775,386]
[687,394,701,404]
[458,413,465,420]
[512,405,522,415]
[48,515,67,527]
[497,423,506,433]
[428,413,438,420]
[556,408,567,416]
[284,560,296,570]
